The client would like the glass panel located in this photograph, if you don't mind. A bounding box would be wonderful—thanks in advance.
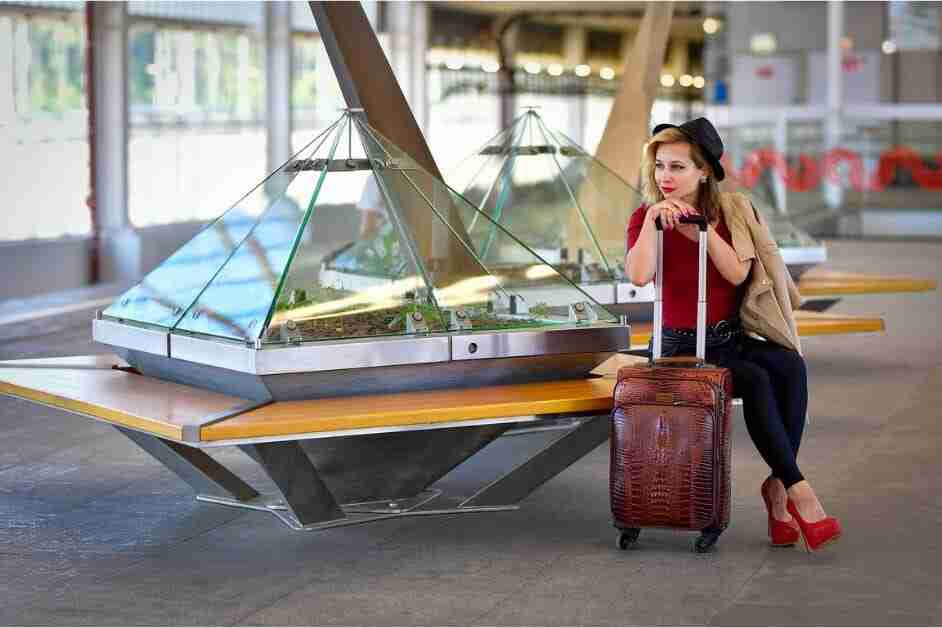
[261,118,448,344]
[449,110,639,285]
[446,124,518,211]
[104,118,343,330]
[357,117,618,331]
[111,112,618,343]
[719,119,828,249]
[539,121,644,282]
[173,120,345,342]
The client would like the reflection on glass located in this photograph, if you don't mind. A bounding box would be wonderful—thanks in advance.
[352,116,617,332]
[104,118,343,331]
[107,111,617,346]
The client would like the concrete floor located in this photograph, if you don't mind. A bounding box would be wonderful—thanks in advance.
[2,238,941,626]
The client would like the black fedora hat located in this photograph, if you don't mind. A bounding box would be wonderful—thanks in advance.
[652,117,725,182]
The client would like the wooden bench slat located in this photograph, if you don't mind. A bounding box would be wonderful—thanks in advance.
[0,363,250,441]
[199,377,618,442]
[798,270,936,296]
[0,354,128,369]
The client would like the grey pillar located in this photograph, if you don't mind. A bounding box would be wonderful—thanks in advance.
[825,0,844,210]
[266,1,293,187]
[563,26,587,146]
[496,21,519,131]
[91,1,139,282]
[386,1,429,134]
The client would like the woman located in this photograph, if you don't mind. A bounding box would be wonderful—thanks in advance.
[625,118,842,552]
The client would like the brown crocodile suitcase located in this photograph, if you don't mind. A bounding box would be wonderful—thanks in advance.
[611,216,734,553]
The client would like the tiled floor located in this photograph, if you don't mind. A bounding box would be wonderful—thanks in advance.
[2,239,941,626]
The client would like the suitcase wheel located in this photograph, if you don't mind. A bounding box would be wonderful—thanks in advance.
[694,528,723,553]
[616,528,641,550]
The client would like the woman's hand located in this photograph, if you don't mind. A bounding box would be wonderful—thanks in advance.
[646,198,699,232]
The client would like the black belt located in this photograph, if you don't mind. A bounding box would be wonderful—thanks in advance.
[664,318,742,338]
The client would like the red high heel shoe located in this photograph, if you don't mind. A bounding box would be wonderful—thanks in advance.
[760,477,800,547]
[786,498,842,552]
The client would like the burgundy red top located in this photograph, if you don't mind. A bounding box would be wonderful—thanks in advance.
[627,205,743,329]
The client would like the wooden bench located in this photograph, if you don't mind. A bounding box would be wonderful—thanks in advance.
[797,270,936,297]
[0,306,886,532]
[796,269,936,312]
[0,355,621,531]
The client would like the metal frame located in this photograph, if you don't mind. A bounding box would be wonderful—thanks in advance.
[117,410,612,531]
[95,317,629,375]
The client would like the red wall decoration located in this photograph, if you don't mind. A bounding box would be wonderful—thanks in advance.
[724,147,942,192]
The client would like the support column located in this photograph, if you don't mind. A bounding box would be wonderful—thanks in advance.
[825,0,844,211]
[668,36,689,79]
[495,19,520,130]
[0,16,14,122]
[265,1,293,192]
[563,26,587,146]
[590,3,674,238]
[89,1,139,283]
[385,1,429,133]
[116,427,259,501]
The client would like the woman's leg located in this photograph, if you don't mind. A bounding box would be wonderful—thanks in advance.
[739,338,808,457]
[719,354,805,491]
[727,341,830,523]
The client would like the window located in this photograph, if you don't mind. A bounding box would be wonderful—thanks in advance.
[127,22,267,227]
[1,7,90,241]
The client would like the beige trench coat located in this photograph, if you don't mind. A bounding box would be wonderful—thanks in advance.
[719,192,803,354]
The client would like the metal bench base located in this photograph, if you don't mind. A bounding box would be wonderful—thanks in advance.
[119,414,610,531]
[197,492,518,531]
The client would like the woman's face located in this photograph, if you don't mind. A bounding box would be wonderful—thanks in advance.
[654,142,707,204]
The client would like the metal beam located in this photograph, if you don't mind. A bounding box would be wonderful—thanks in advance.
[239,441,345,526]
[460,414,610,508]
[306,1,481,285]
[116,427,258,501]
[307,1,439,178]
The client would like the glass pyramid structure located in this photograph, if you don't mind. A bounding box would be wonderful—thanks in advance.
[447,109,826,289]
[448,109,641,288]
[101,110,616,348]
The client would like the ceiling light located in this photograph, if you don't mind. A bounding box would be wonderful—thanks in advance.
[482,60,500,72]
[882,40,898,54]
[693,76,705,89]
[703,17,721,34]
[660,74,676,87]
[679,74,694,87]
[574,64,591,78]
[750,33,777,54]
[524,62,542,74]
[547,63,564,76]
[445,58,464,71]
[600,67,615,80]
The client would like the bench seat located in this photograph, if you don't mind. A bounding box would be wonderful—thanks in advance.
[0,355,618,445]
[797,270,936,296]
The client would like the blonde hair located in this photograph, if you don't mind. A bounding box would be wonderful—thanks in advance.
[641,127,723,225]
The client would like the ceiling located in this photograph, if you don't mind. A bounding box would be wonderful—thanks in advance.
[428,1,711,38]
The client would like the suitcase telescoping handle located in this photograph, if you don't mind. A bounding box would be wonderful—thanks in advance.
[651,214,708,364]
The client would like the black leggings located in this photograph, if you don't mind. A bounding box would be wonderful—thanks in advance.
[659,333,808,489]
